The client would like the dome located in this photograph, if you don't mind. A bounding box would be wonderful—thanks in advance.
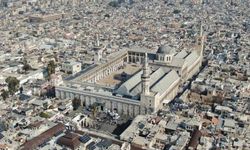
[157,45,176,54]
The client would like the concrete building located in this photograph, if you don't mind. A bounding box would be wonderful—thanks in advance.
[61,61,82,74]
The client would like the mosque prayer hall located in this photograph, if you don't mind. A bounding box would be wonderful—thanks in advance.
[56,32,204,116]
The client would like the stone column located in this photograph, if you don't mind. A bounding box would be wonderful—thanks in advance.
[117,102,123,114]
[129,105,134,117]
[90,97,96,105]
[105,100,111,110]
[55,90,60,98]
[61,91,65,99]
[109,101,112,111]
[66,92,70,99]
[134,106,140,116]
[70,93,74,99]
[122,104,128,115]
[85,96,90,106]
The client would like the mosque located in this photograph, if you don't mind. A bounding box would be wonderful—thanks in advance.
[55,30,205,116]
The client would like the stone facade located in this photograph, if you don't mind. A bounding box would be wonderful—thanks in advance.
[55,40,204,117]
[56,86,141,117]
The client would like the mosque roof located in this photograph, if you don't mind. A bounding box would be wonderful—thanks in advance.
[184,51,200,68]
[130,68,169,97]
[151,70,180,95]
[115,70,143,96]
[116,67,180,98]
[175,50,189,59]
[157,45,176,55]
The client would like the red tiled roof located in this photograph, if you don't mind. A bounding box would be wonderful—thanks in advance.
[57,132,81,150]
[188,130,202,149]
[21,123,65,150]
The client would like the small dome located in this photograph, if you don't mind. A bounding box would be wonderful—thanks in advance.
[157,45,176,54]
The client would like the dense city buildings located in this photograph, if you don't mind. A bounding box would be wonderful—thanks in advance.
[0,0,249,150]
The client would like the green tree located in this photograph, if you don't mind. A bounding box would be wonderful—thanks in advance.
[47,60,56,80]
[92,105,98,118]
[72,98,81,110]
[1,89,9,100]
[5,77,20,95]
[22,59,32,74]
[39,112,50,118]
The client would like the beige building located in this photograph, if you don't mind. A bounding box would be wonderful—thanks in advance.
[61,61,81,74]
[56,32,204,116]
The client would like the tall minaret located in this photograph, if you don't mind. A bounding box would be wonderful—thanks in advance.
[200,23,205,56]
[196,23,205,56]
[196,23,205,68]
[141,53,150,95]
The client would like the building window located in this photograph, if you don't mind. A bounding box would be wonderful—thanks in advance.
[160,56,164,61]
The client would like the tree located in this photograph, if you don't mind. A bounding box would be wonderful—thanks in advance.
[47,60,56,80]
[5,77,20,95]
[22,62,31,74]
[19,86,23,94]
[39,112,50,118]
[1,89,9,100]
[92,105,98,118]
[72,98,81,110]
[22,58,31,73]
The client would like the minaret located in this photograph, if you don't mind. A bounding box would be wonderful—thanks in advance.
[199,24,205,56]
[196,23,205,68]
[141,53,150,95]
[196,23,205,56]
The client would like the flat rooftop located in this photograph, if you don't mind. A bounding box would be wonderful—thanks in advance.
[96,63,141,87]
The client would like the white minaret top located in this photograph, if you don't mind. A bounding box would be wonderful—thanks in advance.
[143,53,148,67]
[141,53,150,95]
